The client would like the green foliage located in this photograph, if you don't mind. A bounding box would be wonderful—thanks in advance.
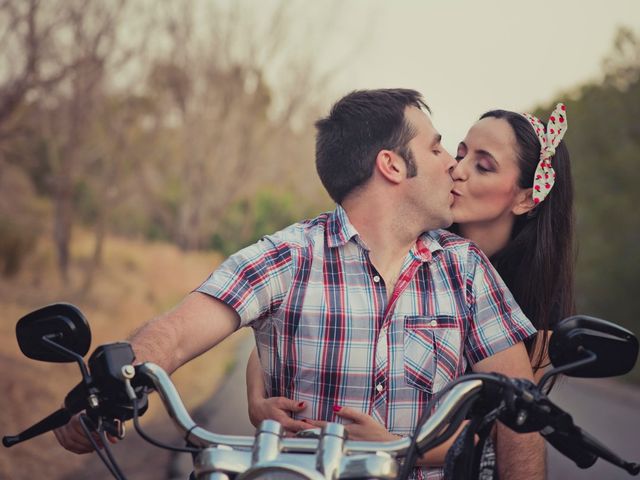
[210,188,318,256]
[74,179,100,225]
[534,27,640,382]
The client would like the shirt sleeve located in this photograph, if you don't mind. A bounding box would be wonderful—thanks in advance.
[196,235,293,328]
[464,244,537,365]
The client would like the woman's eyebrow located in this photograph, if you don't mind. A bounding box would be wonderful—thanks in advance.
[476,149,499,166]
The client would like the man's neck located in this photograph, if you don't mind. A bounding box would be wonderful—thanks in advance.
[341,196,421,279]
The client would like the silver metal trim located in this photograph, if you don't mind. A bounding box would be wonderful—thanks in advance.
[137,362,483,456]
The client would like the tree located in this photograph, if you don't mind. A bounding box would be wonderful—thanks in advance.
[141,0,336,250]
[536,26,640,350]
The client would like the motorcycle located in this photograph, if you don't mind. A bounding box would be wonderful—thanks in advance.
[3,303,640,479]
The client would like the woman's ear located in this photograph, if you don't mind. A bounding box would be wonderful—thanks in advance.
[375,149,404,184]
[512,188,536,216]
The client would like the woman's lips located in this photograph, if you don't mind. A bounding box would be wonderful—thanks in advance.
[451,189,462,197]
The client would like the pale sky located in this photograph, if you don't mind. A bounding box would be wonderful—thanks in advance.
[312,0,640,151]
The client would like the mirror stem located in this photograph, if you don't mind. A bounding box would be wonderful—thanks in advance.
[538,347,598,391]
[42,335,92,383]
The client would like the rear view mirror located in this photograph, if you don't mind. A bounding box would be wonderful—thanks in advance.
[549,315,638,378]
[16,303,91,363]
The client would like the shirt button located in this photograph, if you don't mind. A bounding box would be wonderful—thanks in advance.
[429,319,438,327]
[376,383,384,392]
[373,275,381,283]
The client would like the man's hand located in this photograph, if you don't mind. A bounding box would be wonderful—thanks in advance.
[305,406,399,442]
[248,396,309,434]
[53,413,119,454]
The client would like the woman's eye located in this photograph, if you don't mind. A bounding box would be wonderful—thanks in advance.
[476,164,491,173]
[454,155,463,161]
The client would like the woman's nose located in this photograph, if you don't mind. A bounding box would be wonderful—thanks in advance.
[451,159,468,181]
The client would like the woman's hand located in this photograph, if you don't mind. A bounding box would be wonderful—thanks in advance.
[246,347,309,434]
[248,396,309,434]
[305,406,400,442]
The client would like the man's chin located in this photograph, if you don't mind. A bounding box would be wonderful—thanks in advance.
[439,213,454,230]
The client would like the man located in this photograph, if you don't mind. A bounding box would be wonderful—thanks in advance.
[55,89,544,479]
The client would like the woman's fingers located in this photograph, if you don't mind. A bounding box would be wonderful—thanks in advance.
[332,405,365,423]
[250,397,310,433]
[277,416,312,433]
[303,419,326,428]
[274,397,307,413]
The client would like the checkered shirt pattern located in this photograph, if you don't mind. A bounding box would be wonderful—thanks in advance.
[197,206,536,479]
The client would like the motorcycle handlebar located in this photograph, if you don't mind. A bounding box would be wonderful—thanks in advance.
[135,362,484,456]
[5,359,638,477]
[136,362,639,474]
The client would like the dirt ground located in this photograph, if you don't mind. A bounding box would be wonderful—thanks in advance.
[0,230,248,479]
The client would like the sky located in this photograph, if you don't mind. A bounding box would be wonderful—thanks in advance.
[311,0,640,151]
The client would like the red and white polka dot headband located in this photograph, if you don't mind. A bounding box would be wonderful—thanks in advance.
[522,103,567,204]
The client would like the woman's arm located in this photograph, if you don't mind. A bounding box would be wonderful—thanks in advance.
[246,347,308,433]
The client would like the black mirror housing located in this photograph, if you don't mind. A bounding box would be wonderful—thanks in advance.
[16,303,92,363]
[549,315,638,378]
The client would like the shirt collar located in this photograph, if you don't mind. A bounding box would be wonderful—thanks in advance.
[413,231,445,262]
[326,205,361,248]
[327,205,445,263]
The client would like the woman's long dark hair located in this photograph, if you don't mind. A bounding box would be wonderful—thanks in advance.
[471,110,575,372]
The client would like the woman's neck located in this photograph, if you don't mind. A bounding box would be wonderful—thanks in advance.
[458,216,515,258]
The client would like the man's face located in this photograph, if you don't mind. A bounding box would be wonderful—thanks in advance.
[402,107,456,230]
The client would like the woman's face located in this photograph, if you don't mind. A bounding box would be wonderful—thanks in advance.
[451,117,526,226]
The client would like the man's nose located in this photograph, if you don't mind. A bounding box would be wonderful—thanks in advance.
[443,150,457,172]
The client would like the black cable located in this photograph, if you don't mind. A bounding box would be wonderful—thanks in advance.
[97,427,128,480]
[79,415,125,480]
[131,396,200,454]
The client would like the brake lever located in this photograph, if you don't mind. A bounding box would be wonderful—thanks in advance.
[102,419,126,440]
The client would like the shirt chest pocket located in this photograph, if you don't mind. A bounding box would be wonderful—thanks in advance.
[403,315,462,394]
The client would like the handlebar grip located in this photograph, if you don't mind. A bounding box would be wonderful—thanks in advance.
[2,408,71,448]
[542,429,597,469]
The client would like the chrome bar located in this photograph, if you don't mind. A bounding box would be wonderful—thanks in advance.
[137,362,483,455]
[136,363,254,448]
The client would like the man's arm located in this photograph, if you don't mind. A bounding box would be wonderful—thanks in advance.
[130,291,240,373]
[54,291,239,454]
[472,342,546,480]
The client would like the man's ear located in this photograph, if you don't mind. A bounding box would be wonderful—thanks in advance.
[512,187,536,216]
[375,150,404,184]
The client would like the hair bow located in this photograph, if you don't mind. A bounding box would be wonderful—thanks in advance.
[522,103,567,204]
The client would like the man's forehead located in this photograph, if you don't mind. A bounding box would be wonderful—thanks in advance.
[406,106,439,141]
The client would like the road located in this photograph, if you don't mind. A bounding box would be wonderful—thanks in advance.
[546,375,640,478]
[173,339,640,479]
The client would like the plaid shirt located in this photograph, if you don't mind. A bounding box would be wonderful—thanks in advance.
[197,206,535,479]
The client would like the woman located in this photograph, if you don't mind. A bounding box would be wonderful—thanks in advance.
[244,104,574,447]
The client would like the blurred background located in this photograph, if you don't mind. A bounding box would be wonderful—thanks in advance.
[1,0,639,478]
